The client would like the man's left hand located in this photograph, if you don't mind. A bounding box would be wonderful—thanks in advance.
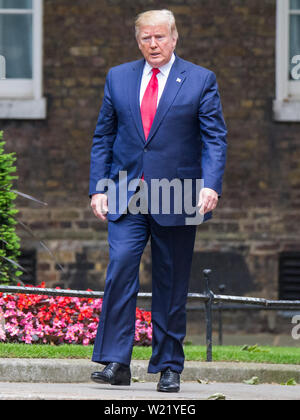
[198,188,219,215]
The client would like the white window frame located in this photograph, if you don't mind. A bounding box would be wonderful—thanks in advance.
[274,0,300,121]
[0,0,46,119]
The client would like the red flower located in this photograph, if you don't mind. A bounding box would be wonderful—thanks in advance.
[0,284,152,346]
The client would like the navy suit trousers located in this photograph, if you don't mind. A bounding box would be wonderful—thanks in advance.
[92,212,197,374]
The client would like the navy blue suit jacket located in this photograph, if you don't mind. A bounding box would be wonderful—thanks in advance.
[89,54,227,226]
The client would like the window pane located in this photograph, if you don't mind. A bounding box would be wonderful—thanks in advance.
[290,0,300,10]
[0,0,32,8]
[290,15,300,81]
[0,14,32,78]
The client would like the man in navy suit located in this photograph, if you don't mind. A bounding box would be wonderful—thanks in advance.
[89,9,227,392]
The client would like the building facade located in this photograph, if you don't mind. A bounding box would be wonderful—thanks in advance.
[1,0,300,320]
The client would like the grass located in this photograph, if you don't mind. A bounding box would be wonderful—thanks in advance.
[0,343,299,365]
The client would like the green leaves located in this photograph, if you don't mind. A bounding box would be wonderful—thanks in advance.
[131,377,145,383]
[280,378,297,386]
[207,393,226,400]
[241,344,270,354]
[243,376,260,385]
[197,378,210,384]
[0,131,63,284]
[0,131,22,285]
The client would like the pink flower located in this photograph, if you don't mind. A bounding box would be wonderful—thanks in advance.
[0,285,152,346]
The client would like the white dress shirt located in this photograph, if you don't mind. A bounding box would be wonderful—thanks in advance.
[139,53,176,106]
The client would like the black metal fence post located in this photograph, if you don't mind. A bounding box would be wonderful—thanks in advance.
[203,269,214,362]
[218,284,226,346]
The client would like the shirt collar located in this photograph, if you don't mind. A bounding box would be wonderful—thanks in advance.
[144,52,176,77]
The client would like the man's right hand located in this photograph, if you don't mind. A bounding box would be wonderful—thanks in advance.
[91,194,108,221]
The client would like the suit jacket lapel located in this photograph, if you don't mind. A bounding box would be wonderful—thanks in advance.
[146,56,187,146]
[128,55,187,145]
[128,59,146,144]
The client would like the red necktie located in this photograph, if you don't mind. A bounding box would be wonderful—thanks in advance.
[140,68,160,181]
[141,68,160,141]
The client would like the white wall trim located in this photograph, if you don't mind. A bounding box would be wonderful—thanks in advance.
[0,98,46,119]
[274,0,300,122]
[33,0,43,100]
[273,99,300,122]
[275,0,289,103]
[0,0,46,119]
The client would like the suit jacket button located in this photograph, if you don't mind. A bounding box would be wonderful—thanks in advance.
[144,148,148,152]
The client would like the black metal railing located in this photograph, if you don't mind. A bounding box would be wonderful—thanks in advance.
[1,269,300,362]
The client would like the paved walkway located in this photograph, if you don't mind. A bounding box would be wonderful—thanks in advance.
[1,359,300,384]
[1,359,299,400]
[0,381,300,400]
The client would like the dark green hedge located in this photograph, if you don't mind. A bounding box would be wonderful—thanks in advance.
[0,131,22,285]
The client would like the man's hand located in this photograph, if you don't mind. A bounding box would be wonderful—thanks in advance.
[91,194,108,221]
[198,188,219,215]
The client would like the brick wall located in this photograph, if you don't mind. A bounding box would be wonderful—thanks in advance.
[1,1,300,315]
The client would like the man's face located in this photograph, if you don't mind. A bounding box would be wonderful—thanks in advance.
[137,24,177,68]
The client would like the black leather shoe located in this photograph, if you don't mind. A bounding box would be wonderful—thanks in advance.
[91,362,131,386]
[157,367,180,393]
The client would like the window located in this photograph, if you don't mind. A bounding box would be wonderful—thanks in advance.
[279,252,300,300]
[19,249,37,286]
[274,0,300,121]
[0,0,46,119]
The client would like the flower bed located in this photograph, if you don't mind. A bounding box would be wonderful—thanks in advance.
[0,283,152,346]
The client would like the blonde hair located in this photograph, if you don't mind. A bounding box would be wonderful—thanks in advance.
[135,9,178,40]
